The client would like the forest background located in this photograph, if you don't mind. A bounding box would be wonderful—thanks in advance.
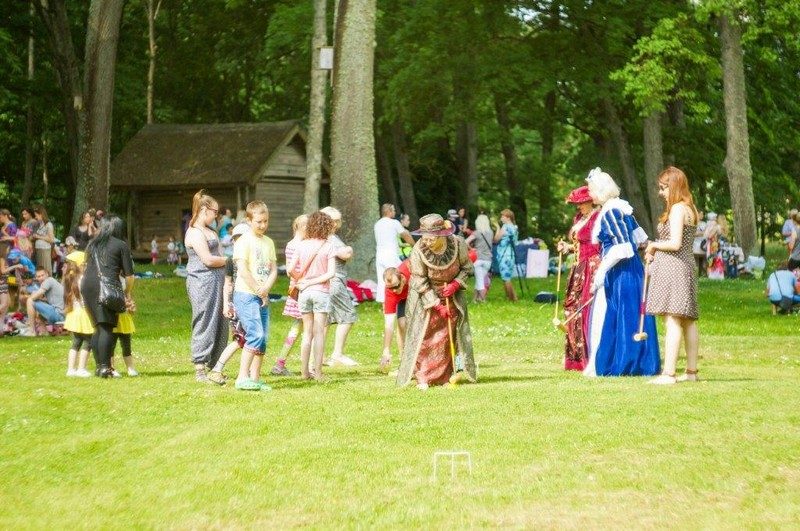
[1,0,798,262]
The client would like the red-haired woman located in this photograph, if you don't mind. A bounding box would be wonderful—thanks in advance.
[645,167,700,385]
[557,186,600,371]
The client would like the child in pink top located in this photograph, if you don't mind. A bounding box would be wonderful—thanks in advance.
[287,211,336,381]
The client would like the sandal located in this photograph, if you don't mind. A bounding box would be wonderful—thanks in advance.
[677,369,699,382]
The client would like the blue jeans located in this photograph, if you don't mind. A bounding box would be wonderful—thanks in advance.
[233,292,270,355]
[33,301,65,324]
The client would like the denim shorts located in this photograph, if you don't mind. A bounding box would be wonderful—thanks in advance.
[298,289,330,314]
[33,301,65,324]
[232,292,270,355]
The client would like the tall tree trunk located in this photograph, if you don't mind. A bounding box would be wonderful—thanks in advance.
[375,131,398,207]
[41,136,49,202]
[22,1,36,207]
[145,0,162,124]
[330,0,378,280]
[643,110,664,231]
[719,13,757,256]
[494,95,528,236]
[602,97,653,237]
[33,0,83,191]
[455,121,478,212]
[78,0,125,218]
[391,119,418,224]
[304,0,329,212]
[538,89,557,242]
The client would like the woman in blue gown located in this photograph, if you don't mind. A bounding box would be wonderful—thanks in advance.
[583,168,660,377]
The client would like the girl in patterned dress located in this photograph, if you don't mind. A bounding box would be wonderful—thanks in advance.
[493,209,519,301]
[273,215,308,375]
[645,167,700,385]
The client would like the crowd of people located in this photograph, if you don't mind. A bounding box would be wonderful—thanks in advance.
[6,163,796,386]
[0,205,138,378]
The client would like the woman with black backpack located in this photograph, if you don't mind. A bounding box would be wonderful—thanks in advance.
[80,216,135,378]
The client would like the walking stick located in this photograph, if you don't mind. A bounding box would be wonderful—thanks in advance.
[633,260,651,342]
[553,295,595,332]
[445,297,463,385]
[551,250,564,326]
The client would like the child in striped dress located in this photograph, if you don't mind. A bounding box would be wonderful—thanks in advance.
[272,214,308,376]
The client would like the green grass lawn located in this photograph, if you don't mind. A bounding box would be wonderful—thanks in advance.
[2,263,799,528]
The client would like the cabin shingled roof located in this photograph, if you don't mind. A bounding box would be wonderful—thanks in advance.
[110,120,301,189]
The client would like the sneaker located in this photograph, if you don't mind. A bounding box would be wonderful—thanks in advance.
[75,369,91,378]
[111,369,122,378]
[270,365,292,376]
[207,370,226,386]
[20,328,36,337]
[66,369,77,377]
[234,378,261,391]
[416,382,429,391]
[329,355,359,367]
[337,355,359,367]
[195,369,210,383]
[127,368,139,377]
[254,379,272,392]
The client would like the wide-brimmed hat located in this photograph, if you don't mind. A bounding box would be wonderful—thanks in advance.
[411,213,455,236]
[566,185,592,204]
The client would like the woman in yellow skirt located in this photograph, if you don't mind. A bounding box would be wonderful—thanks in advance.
[63,252,93,377]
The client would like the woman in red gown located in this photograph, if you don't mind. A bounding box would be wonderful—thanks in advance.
[557,186,600,371]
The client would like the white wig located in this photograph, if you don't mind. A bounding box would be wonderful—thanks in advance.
[586,167,620,205]
[474,214,491,232]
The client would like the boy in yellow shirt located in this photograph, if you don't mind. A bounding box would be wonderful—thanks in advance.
[232,201,278,391]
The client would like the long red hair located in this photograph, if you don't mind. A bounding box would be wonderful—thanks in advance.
[658,166,698,224]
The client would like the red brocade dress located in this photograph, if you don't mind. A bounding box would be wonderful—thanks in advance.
[563,210,601,371]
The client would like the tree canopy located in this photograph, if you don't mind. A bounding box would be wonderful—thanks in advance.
[1,0,798,248]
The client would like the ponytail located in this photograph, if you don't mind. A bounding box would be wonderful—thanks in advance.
[189,189,217,227]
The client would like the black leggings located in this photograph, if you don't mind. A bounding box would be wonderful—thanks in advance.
[71,333,92,351]
[92,323,118,368]
[115,333,132,357]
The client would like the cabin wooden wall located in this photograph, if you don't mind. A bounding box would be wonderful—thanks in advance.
[135,187,237,251]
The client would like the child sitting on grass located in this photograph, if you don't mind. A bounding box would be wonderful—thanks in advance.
[232,201,278,391]
[207,222,250,385]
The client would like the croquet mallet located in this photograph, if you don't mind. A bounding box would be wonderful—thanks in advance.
[553,295,595,332]
[633,260,651,342]
[550,250,564,327]
[445,297,464,385]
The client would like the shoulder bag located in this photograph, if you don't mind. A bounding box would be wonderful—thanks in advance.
[93,250,127,313]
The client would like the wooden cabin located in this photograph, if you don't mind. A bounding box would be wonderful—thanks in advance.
[110,120,329,255]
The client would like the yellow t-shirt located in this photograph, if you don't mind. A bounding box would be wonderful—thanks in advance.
[233,231,277,295]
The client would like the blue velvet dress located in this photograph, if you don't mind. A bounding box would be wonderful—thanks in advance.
[585,200,660,377]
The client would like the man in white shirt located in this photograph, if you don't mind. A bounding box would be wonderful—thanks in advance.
[374,204,414,303]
